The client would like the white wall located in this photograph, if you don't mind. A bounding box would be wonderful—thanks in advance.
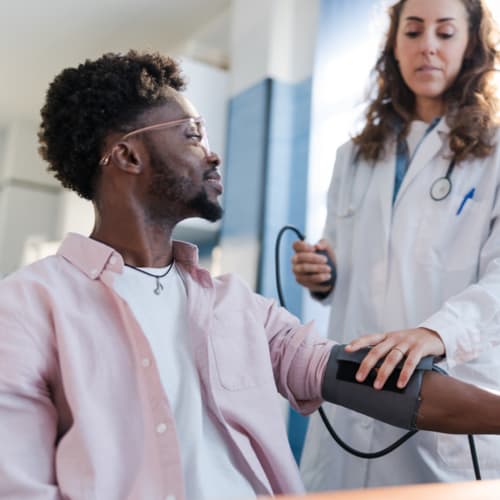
[229,0,319,96]
[0,121,60,275]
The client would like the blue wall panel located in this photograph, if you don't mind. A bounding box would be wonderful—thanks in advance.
[259,78,312,316]
[221,79,271,239]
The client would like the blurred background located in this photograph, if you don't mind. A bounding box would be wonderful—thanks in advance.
[1,0,499,461]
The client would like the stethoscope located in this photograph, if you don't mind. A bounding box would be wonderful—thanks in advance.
[401,118,457,202]
[339,157,456,217]
[429,159,456,201]
[339,138,456,217]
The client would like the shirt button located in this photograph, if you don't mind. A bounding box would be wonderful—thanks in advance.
[90,268,98,278]
[109,256,117,265]
[156,423,167,434]
[142,358,151,368]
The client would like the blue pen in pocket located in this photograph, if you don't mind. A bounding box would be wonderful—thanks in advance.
[456,188,475,216]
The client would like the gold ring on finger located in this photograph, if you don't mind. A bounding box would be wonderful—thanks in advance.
[392,347,406,356]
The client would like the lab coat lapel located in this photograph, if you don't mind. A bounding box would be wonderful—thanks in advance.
[394,119,449,207]
[374,142,396,242]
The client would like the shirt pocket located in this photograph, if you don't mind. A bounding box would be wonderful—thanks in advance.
[210,311,273,391]
[415,192,487,272]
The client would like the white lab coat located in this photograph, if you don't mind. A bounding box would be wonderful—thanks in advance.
[300,119,500,490]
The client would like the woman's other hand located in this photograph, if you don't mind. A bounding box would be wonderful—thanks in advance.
[291,239,336,294]
[345,327,445,390]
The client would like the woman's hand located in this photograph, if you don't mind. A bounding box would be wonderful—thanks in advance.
[345,327,445,390]
[291,239,336,294]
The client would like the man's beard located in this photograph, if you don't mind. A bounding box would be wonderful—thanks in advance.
[187,189,223,222]
[146,147,223,224]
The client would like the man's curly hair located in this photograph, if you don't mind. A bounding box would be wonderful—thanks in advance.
[38,51,186,200]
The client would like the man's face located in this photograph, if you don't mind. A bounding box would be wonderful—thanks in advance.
[138,93,223,225]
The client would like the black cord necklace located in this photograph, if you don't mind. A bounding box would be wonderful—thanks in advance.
[124,260,175,295]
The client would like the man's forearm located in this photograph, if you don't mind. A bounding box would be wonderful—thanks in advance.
[322,346,500,434]
[417,371,500,434]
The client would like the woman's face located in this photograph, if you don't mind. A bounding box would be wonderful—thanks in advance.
[394,0,470,120]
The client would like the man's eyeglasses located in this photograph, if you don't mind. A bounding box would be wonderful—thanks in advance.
[99,116,210,166]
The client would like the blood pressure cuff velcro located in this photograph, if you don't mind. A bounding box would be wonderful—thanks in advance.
[321,344,434,430]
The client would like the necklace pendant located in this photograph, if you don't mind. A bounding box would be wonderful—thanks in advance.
[124,260,174,294]
[154,280,164,295]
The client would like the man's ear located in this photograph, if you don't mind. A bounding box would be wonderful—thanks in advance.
[110,141,143,175]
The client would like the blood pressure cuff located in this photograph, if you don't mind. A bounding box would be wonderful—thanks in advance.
[321,344,434,430]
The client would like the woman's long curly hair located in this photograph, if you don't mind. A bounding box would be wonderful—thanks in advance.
[38,51,186,200]
[353,0,500,163]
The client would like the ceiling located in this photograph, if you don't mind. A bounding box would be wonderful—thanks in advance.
[1,0,231,124]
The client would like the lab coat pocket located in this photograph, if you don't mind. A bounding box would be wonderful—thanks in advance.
[210,311,272,391]
[415,194,487,272]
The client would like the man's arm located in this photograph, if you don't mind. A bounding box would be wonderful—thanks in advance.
[321,345,500,434]
[260,292,500,434]
[417,371,500,434]
[0,312,62,498]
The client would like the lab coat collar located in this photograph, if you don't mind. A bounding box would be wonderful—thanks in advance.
[393,117,450,207]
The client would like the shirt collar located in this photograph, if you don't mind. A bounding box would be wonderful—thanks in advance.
[57,232,201,281]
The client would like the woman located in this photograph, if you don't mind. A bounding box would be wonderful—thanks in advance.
[294,0,500,491]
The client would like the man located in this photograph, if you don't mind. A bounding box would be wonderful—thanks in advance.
[1,51,500,500]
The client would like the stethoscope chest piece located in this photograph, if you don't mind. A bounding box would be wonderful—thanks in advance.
[430,159,456,201]
[430,176,452,201]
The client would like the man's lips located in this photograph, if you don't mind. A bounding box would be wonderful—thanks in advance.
[204,171,223,194]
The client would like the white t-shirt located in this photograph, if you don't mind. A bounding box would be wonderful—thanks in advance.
[113,263,256,500]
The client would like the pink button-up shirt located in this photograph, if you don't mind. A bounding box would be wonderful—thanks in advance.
[0,233,334,500]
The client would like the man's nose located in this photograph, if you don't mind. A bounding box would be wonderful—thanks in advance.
[206,150,221,166]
